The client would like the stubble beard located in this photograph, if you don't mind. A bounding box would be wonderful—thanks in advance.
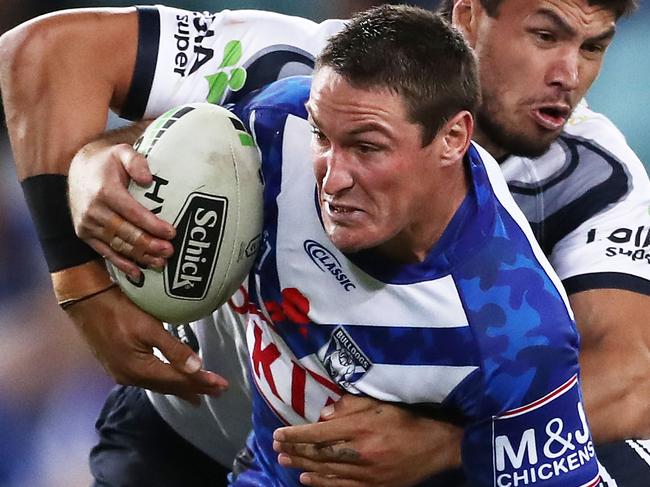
[476,97,557,160]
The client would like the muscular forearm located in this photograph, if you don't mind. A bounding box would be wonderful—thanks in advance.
[0,7,138,179]
[0,8,141,302]
[570,289,650,442]
[0,7,226,399]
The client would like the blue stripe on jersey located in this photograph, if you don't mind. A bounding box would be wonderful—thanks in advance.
[275,322,480,366]
[508,134,630,256]
[450,184,580,413]
[225,47,314,105]
[234,75,310,120]
[121,7,160,120]
[564,271,650,296]
[248,387,292,486]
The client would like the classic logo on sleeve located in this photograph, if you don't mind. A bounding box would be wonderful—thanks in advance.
[492,375,600,487]
[304,240,357,291]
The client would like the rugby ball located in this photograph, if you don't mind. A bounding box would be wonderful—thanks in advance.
[106,103,263,323]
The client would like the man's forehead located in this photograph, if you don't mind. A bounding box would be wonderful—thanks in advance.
[308,69,408,126]
[499,0,617,32]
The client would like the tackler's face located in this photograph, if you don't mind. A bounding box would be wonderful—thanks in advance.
[458,0,616,158]
[307,67,442,258]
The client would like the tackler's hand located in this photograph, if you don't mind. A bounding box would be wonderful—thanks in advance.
[273,394,463,487]
[66,285,228,404]
[68,140,175,278]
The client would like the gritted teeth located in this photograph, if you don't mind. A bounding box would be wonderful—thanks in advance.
[328,201,354,213]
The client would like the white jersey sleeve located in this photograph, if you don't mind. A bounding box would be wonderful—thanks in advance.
[121,5,344,120]
[552,105,650,293]
[501,103,650,295]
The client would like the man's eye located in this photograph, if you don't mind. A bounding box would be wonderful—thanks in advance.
[357,144,379,154]
[311,127,327,141]
[536,31,556,43]
[583,43,605,55]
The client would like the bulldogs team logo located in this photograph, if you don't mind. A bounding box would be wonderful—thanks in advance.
[320,327,372,389]
[165,192,228,300]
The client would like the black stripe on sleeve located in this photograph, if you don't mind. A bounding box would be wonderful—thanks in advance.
[120,6,161,121]
[563,272,650,296]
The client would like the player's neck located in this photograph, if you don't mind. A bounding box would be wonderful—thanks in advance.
[472,129,508,161]
[377,170,469,264]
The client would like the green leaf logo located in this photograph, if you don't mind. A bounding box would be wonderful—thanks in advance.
[229,67,246,91]
[205,40,247,104]
[219,40,242,68]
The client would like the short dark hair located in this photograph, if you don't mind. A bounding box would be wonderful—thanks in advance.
[437,0,638,21]
[316,5,480,146]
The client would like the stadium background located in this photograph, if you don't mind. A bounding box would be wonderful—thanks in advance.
[0,1,648,485]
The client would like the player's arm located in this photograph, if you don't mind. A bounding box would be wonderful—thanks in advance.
[0,9,223,400]
[67,123,176,277]
[0,7,137,177]
[44,5,335,270]
[548,112,650,441]
[0,8,174,259]
[571,289,650,441]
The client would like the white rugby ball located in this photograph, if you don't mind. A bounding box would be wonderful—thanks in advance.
[106,103,263,323]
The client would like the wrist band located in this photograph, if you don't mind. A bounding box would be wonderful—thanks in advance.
[21,174,113,307]
[51,260,116,308]
[60,283,118,309]
[21,174,100,273]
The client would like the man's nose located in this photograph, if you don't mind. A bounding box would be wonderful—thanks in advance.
[546,48,580,92]
[321,149,354,196]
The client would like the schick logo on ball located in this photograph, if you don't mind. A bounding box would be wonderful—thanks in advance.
[165,192,228,300]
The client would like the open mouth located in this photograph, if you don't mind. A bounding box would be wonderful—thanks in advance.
[532,105,571,131]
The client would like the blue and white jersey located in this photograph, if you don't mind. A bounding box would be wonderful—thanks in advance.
[223,76,599,487]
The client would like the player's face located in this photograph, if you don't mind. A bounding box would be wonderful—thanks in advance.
[308,68,453,260]
[460,0,616,158]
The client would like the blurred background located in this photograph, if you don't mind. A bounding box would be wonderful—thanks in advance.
[0,1,648,486]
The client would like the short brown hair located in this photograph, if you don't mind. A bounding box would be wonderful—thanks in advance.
[317,5,480,146]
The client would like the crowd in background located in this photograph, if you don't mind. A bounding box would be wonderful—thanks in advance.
[0,1,648,486]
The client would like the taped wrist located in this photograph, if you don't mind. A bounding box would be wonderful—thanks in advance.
[21,174,99,272]
[21,174,114,307]
[52,260,116,309]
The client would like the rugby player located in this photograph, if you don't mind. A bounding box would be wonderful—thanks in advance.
[0,0,647,485]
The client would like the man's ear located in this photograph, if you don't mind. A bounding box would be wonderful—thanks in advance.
[452,0,480,48]
[438,111,474,167]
